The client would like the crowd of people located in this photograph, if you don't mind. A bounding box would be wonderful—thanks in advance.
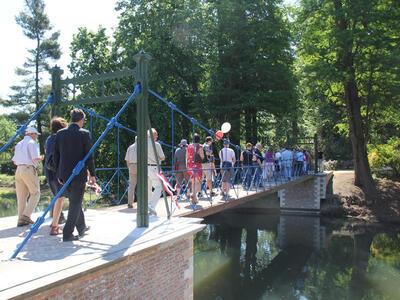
[11,110,317,238]
[125,132,315,206]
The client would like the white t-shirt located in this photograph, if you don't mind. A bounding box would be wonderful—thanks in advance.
[12,135,41,166]
[125,143,137,164]
[219,147,235,167]
[147,139,165,164]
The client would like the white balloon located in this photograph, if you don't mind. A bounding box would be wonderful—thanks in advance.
[221,122,231,133]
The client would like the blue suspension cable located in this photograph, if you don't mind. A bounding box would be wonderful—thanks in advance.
[10,83,141,259]
[0,94,54,154]
[76,105,174,149]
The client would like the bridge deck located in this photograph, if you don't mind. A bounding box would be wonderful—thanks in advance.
[0,209,203,299]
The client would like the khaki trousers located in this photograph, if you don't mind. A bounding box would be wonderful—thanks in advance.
[15,165,40,219]
[127,163,137,205]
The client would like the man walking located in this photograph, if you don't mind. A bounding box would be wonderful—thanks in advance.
[12,126,43,226]
[147,128,165,215]
[125,136,137,208]
[54,109,96,241]
[202,136,216,196]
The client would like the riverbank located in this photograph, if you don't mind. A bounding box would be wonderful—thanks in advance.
[322,170,400,224]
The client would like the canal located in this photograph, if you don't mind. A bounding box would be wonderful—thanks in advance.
[193,210,400,300]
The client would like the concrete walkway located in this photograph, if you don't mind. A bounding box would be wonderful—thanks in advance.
[0,209,204,299]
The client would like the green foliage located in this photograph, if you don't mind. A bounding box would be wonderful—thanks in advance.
[370,232,400,265]
[296,0,400,162]
[67,0,298,173]
[368,137,400,177]
[0,116,17,174]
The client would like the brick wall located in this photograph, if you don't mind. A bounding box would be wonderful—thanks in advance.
[18,236,194,300]
[280,177,320,211]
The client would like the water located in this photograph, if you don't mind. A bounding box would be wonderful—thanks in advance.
[194,211,400,300]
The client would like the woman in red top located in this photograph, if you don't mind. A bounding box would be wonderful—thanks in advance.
[186,133,204,204]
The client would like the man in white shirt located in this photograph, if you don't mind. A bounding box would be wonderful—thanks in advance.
[125,136,137,208]
[218,139,236,198]
[12,126,43,226]
[147,128,165,215]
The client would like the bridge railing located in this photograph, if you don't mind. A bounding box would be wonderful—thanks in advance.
[133,158,313,213]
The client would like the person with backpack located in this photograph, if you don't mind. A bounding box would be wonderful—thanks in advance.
[45,117,68,235]
[202,136,216,196]
[240,143,254,190]
[186,133,204,204]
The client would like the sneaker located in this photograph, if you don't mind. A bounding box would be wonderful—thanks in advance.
[127,203,133,208]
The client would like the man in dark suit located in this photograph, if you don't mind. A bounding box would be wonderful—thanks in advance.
[54,108,96,242]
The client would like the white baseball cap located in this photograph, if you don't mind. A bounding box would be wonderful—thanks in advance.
[25,126,40,135]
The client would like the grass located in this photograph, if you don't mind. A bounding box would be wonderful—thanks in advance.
[0,174,113,218]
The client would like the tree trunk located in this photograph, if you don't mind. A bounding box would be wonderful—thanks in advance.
[251,108,258,143]
[35,37,44,155]
[333,0,377,202]
[244,108,252,143]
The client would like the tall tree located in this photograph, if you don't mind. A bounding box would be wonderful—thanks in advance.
[7,0,61,152]
[297,0,400,200]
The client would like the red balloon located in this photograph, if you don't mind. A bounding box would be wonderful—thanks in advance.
[215,130,224,140]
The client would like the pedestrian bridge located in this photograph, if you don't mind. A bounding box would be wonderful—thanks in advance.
[0,171,333,299]
[154,172,333,218]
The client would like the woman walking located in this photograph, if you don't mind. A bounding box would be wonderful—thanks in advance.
[186,133,204,205]
[45,117,68,235]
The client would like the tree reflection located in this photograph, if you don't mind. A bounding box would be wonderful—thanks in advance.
[194,214,400,300]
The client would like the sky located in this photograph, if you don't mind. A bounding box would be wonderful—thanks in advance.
[0,0,119,102]
[0,0,298,108]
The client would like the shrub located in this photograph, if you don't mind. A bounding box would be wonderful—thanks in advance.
[0,116,17,175]
[368,138,400,179]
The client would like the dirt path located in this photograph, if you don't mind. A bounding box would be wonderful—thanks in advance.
[327,170,400,223]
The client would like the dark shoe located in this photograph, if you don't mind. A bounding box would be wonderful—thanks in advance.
[127,203,133,208]
[78,226,90,238]
[58,212,66,224]
[17,221,30,227]
[63,235,79,242]
[17,215,34,226]
[50,225,62,236]
[210,191,217,196]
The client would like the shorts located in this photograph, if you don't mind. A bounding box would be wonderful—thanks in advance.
[175,166,190,188]
[202,162,213,181]
[221,161,233,183]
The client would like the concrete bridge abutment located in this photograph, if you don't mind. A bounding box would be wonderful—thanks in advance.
[279,173,332,214]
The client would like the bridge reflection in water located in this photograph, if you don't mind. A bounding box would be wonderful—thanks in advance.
[193,208,400,300]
